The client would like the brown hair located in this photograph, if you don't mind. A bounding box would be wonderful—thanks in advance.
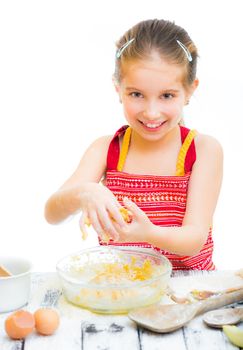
[114,19,198,89]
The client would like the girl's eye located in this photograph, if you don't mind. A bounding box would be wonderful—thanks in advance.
[130,92,143,98]
[162,93,174,99]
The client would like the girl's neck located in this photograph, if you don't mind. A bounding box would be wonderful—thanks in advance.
[130,125,181,153]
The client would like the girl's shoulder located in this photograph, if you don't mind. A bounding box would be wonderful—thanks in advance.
[87,135,114,152]
[80,135,114,168]
[194,132,223,159]
[90,125,128,148]
[85,127,127,165]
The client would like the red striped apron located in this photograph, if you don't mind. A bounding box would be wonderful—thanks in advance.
[103,125,215,270]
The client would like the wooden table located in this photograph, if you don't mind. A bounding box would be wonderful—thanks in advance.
[0,270,243,350]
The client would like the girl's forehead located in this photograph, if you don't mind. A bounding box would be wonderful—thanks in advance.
[120,56,185,90]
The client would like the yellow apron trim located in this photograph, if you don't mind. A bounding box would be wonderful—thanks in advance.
[117,126,132,171]
[176,129,197,176]
[117,126,196,175]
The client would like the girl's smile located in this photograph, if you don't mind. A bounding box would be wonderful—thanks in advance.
[138,119,167,132]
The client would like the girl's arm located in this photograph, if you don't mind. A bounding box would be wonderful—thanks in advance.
[44,135,127,237]
[120,134,223,256]
[45,136,110,223]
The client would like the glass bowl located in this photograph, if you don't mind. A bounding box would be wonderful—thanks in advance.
[56,246,172,314]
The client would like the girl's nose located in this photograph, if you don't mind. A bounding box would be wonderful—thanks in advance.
[143,101,161,119]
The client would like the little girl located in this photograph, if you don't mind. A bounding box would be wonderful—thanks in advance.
[45,19,223,270]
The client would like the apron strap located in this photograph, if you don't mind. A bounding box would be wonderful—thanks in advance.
[107,125,197,175]
[176,128,197,176]
[106,125,129,171]
[117,126,132,171]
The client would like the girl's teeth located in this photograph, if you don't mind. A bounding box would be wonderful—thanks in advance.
[144,122,162,128]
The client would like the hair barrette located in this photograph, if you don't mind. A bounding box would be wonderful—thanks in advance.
[116,38,135,59]
[176,40,192,62]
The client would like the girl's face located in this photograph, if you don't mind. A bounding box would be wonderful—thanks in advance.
[116,53,197,142]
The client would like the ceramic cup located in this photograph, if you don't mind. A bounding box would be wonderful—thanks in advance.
[0,256,32,313]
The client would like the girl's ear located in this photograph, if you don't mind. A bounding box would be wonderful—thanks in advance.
[190,78,199,95]
[193,78,199,91]
[185,78,199,104]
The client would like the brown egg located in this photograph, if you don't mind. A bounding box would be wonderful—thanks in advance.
[5,310,35,339]
[34,308,60,335]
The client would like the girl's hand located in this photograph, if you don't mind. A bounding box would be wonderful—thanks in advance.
[115,197,153,243]
[79,183,128,240]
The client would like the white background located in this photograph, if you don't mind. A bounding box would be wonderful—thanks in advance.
[0,0,242,271]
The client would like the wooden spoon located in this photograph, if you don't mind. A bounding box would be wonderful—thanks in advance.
[203,307,243,328]
[128,287,243,333]
[0,265,11,277]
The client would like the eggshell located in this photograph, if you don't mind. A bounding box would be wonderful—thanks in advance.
[5,310,35,339]
[34,308,60,335]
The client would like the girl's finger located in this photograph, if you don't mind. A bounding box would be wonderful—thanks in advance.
[112,220,128,241]
[123,197,144,219]
[88,210,106,238]
[107,203,127,229]
[79,212,89,240]
[97,208,119,241]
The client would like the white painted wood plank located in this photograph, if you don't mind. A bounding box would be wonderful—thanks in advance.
[183,315,239,350]
[139,327,187,350]
[24,318,82,350]
[81,316,140,350]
